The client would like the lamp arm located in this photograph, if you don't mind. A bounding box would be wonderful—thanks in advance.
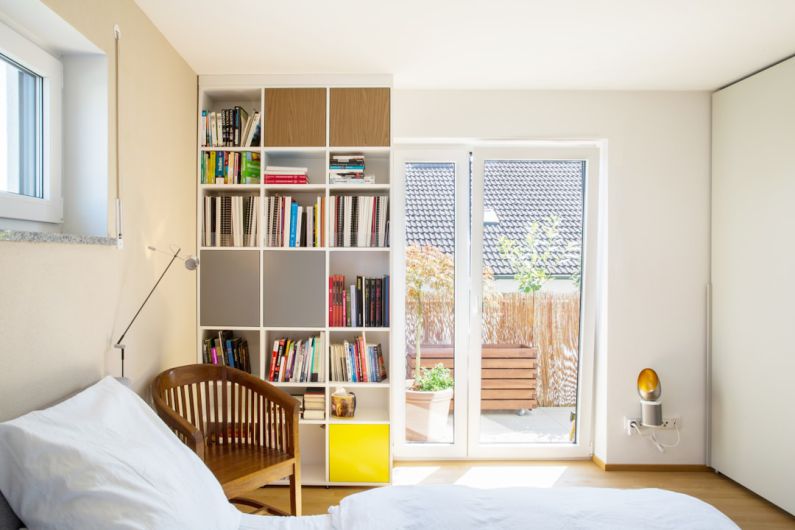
[114,247,181,347]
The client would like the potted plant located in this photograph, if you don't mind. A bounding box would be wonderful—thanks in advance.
[405,363,454,441]
[405,245,455,442]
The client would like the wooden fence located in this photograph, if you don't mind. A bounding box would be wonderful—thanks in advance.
[406,291,580,406]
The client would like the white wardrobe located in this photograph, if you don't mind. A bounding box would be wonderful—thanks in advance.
[711,56,795,515]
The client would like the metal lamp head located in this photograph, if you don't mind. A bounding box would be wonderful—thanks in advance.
[637,368,661,401]
[637,368,663,427]
[184,256,199,270]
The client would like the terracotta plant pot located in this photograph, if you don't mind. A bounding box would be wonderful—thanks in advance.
[405,387,453,442]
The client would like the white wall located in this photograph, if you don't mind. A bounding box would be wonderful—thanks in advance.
[0,0,197,421]
[393,90,711,464]
[711,57,795,515]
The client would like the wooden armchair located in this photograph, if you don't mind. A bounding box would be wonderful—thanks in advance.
[152,364,301,515]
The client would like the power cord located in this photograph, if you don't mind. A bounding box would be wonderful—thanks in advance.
[629,420,681,453]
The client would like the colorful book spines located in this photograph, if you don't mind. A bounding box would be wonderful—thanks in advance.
[202,332,250,373]
[201,151,261,184]
[328,274,389,327]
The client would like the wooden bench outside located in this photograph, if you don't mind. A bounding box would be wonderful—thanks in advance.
[407,344,538,411]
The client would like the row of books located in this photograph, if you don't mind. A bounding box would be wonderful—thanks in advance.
[203,195,260,247]
[201,151,261,185]
[329,154,374,185]
[329,337,387,383]
[330,195,389,247]
[267,334,326,383]
[301,391,325,420]
[264,195,325,247]
[202,331,251,373]
[329,275,390,328]
[201,107,260,147]
[264,165,309,185]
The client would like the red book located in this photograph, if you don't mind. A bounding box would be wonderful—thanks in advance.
[328,276,334,326]
[264,176,309,183]
[357,336,365,382]
[268,340,279,381]
[336,275,344,326]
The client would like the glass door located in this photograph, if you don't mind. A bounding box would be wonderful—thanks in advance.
[468,147,598,458]
[393,149,470,458]
[393,145,599,460]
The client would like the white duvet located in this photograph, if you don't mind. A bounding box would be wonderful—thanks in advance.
[239,485,738,529]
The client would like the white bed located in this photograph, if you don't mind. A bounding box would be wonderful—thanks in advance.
[0,378,738,530]
[238,485,738,530]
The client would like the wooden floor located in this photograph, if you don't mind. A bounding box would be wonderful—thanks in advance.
[246,460,795,529]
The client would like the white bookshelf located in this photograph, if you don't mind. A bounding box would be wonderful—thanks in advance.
[196,79,392,487]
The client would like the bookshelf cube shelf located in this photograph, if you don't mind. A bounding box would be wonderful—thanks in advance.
[198,78,393,487]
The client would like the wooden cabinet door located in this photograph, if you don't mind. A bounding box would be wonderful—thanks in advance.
[264,88,326,147]
[330,88,390,147]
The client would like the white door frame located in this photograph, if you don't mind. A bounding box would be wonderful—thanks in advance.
[393,141,602,460]
[468,145,600,459]
[392,147,470,459]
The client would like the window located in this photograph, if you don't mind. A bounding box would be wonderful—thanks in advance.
[0,53,43,198]
[0,20,62,225]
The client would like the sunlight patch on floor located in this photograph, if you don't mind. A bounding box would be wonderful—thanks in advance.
[392,466,442,485]
[454,465,568,489]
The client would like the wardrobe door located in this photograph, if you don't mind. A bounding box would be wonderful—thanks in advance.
[711,57,795,516]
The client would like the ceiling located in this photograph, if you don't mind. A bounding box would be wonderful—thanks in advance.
[133,0,795,90]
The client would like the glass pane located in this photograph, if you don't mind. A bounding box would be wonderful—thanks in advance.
[404,162,456,444]
[479,160,584,444]
[0,54,43,198]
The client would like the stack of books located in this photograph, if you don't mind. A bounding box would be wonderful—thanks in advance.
[203,195,260,247]
[302,390,325,420]
[202,331,251,373]
[267,334,326,383]
[330,336,387,383]
[201,151,260,184]
[329,274,390,327]
[264,166,309,185]
[330,195,389,247]
[201,107,260,147]
[264,195,325,247]
[329,154,374,185]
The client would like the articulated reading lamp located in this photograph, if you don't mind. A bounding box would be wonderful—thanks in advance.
[114,246,199,384]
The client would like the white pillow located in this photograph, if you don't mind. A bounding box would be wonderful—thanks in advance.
[0,376,240,530]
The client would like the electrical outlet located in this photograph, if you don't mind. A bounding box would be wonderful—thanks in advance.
[624,415,680,435]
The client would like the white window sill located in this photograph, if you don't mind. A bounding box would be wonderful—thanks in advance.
[0,229,116,246]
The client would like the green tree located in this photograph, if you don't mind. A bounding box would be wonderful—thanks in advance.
[497,215,579,294]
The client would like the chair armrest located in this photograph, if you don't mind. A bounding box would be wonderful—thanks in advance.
[152,393,206,460]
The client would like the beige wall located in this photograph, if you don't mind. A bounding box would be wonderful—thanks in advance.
[0,0,197,421]
[394,90,711,464]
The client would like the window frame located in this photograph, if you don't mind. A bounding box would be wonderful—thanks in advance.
[0,20,62,224]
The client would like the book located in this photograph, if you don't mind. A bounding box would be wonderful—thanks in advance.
[302,410,325,420]
[203,331,251,373]
[331,195,389,248]
[267,333,325,383]
[265,195,324,247]
[201,107,260,147]
[329,336,387,383]
[289,201,298,247]
[204,195,260,247]
[327,274,390,328]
